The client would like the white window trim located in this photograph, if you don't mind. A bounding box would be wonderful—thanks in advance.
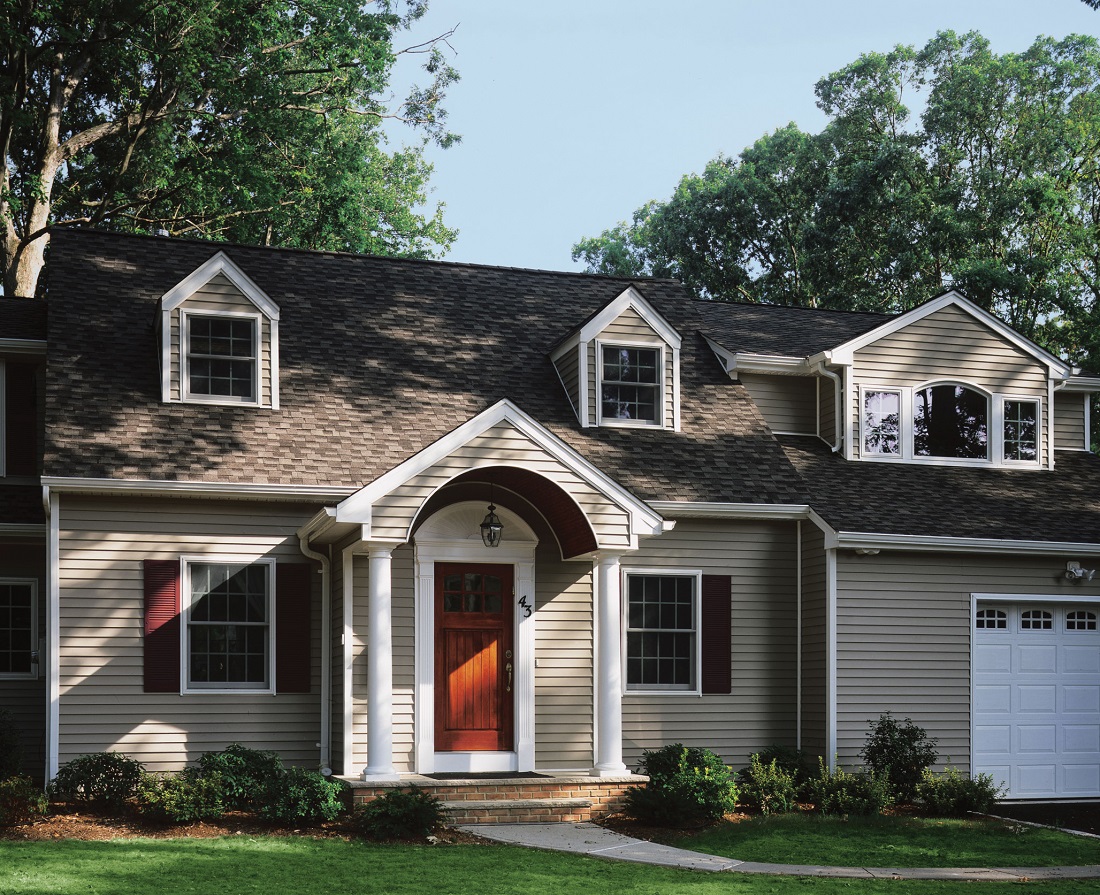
[0,577,37,681]
[858,385,907,459]
[621,567,702,696]
[595,338,667,429]
[180,555,276,695]
[857,380,1043,468]
[179,309,263,407]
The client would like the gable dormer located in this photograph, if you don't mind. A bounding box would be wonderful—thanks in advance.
[551,287,682,430]
[159,253,280,408]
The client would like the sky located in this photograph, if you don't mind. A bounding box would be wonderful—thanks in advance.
[391,1,1100,273]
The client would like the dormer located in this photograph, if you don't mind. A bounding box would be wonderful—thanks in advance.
[550,287,682,430]
[159,253,280,408]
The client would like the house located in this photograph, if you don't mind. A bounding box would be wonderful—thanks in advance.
[2,228,1099,804]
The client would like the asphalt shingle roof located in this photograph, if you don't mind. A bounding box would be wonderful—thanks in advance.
[0,298,47,341]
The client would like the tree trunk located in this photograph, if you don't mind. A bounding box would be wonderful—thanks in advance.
[3,233,48,298]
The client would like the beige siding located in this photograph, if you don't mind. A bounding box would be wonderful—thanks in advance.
[799,524,827,759]
[835,551,1100,773]
[1054,392,1088,451]
[622,520,799,771]
[0,542,46,778]
[56,496,321,771]
[369,422,633,549]
[739,373,818,435]
[590,308,676,429]
[552,348,581,420]
[852,304,1050,461]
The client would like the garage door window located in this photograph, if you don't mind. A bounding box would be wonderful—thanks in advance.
[1067,610,1097,631]
[1020,609,1053,630]
[976,608,1007,629]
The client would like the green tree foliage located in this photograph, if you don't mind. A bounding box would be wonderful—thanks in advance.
[1,0,459,297]
[573,31,1100,375]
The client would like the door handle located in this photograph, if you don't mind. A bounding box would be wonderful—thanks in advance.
[505,662,513,692]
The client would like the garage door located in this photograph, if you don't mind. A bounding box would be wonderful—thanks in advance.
[973,602,1100,799]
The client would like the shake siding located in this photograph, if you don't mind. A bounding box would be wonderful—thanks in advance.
[369,422,633,548]
[534,546,593,769]
[834,551,1100,773]
[552,350,581,418]
[621,520,798,770]
[799,525,827,759]
[1054,392,1087,450]
[56,496,321,771]
[851,305,1050,460]
[739,373,818,435]
[0,542,46,778]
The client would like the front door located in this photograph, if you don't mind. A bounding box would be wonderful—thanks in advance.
[435,563,514,751]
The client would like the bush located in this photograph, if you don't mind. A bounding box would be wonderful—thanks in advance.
[259,767,346,825]
[625,744,738,827]
[916,766,1005,817]
[738,753,799,815]
[0,776,47,825]
[808,758,892,816]
[51,751,145,812]
[197,743,283,809]
[134,770,227,823]
[860,713,938,802]
[353,786,447,840]
[0,709,23,780]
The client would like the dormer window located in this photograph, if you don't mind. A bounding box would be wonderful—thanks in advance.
[600,345,660,424]
[1003,400,1038,462]
[185,314,258,402]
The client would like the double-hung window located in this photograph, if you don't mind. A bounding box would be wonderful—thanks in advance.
[1002,399,1039,463]
[0,579,36,679]
[862,389,902,456]
[600,345,660,424]
[184,314,258,402]
[184,560,273,691]
[624,572,699,692]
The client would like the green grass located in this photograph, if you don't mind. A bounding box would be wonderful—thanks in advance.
[2,837,1100,895]
[680,813,1100,867]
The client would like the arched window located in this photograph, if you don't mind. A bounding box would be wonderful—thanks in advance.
[913,384,988,459]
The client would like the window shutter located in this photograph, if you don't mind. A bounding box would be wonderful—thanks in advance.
[5,363,38,476]
[143,559,180,693]
[276,563,312,693]
[700,574,732,695]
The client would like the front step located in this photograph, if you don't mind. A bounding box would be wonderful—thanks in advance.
[348,773,645,825]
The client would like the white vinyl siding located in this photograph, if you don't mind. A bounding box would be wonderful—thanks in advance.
[738,373,818,436]
[621,520,799,771]
[55,495,320,772]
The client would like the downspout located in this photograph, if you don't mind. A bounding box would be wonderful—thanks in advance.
[298,532,332,775]
[815,361,843,453]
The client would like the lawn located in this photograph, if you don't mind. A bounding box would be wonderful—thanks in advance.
[679,813,1100,868]
[3,838,1100,895]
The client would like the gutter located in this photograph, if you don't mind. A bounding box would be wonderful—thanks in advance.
[813,359,843,453]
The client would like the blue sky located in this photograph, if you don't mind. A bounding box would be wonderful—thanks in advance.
[394,1,1099,272]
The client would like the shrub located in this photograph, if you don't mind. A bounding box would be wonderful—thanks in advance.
[808,758,892,816]
[738,753,799,815]
[259,767,346,825]
[625,744,738,827]
[353,786,447,840]
[134,770,227,823]
[860,713,938,802]
[51,751,145,812]
[0,709,23,780]
[197,743,283,809]
[916,766,1005,817]
[0,776,47,825]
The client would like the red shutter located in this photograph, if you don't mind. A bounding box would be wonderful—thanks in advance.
[700,574,732,695]
[276,563,313,693]
[5,363,38,476]
[144,559,180,693]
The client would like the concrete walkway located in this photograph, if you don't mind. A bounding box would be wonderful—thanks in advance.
[458,822,1100,880]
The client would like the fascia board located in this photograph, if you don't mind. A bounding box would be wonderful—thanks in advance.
[161,251,280,320]
[578,286,682,349]
[0,339,47,356]
[335,398,668,538]
[648,501,811,520]
[549,332,580,364]
[828,291,1071,376]
[1062,376,1100,393]
[732,354,812,375]
[40,476,352,501]
[835,530,1100,556]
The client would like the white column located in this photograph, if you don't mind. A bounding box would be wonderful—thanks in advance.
[363,545,399,780]
[593,552,627,776]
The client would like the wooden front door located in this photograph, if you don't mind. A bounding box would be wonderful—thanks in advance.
[435,563,514,751]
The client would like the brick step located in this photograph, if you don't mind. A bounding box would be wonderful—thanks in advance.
[443,797,592,825]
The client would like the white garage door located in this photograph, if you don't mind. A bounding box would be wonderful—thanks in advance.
[974,602,1100,799]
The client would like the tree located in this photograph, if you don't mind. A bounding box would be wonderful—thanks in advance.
[1,0,459,297]
[573,31,1100,375]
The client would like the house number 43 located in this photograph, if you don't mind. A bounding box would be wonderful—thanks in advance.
[518,595,532,618]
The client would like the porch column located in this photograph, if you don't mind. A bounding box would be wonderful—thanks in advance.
[593,552,628,776]
[363,544,399,780]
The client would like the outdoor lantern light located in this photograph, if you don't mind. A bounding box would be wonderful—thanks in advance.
[480,481,503,548]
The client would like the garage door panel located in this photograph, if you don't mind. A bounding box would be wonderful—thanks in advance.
[1017,685,1056,712]
[1063,686,1100,713]
[1063,646,1100,673]
[976,643,1012,673]
[975,684,1011,712]
[1015,764,1057,794]
[975,724,1011,753]
[1064,764,1100,793]
[1064,725,1100,753]
[1017,725,1057,753]
[1018,644,1058,673]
